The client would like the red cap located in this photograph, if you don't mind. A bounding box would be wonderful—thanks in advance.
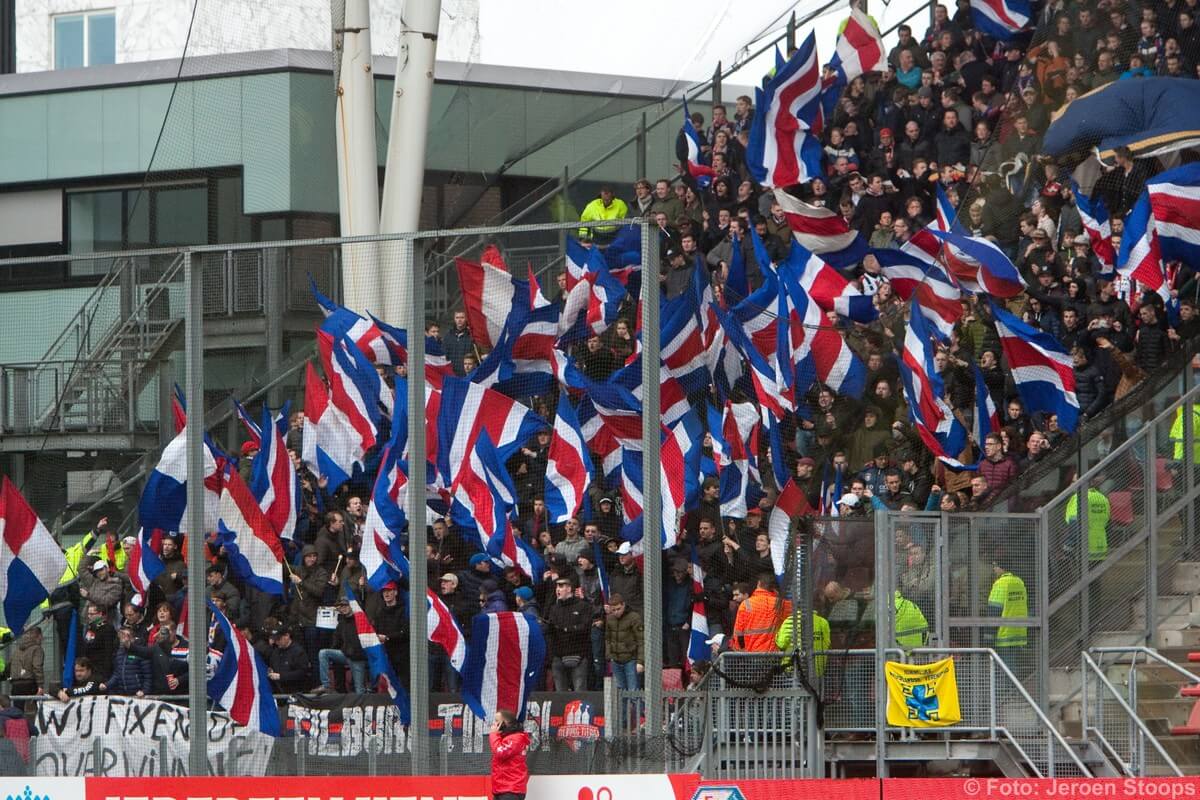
[747,508,763,516]
[879,127,894,138]
[382,581,399,591]
[241,440,259,456]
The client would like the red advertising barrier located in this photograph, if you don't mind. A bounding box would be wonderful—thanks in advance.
[86,777,492,800]
[692,778,879,800]
[883,778,1200,800]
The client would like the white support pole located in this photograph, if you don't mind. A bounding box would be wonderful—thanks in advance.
[380,0,441,324]
[334,0,381,315]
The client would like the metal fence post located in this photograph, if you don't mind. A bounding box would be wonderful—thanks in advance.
[1038,506,1050,709]
[640,218,664,739]
[405,236,430,774]
[184,250,208,777]
[1147,424,1159,645]
[873,511,889,777]
[636,112,647,180]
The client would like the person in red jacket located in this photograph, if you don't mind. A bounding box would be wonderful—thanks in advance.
[489,709,531,800]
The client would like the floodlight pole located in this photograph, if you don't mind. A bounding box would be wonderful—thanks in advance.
[380,0,442,324]
[333,0,381,314]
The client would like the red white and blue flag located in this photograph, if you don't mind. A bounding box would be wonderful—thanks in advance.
[769,479,811,582]
[898,298,968,461]
[206,600,281,736]
[1147,162,1200,269]
[0,477,68,634]
[317,328,381,460]
[310,277,390,365]
[214,465,286,595]
[231,397,263,450]
[787,240,877,323]
[301,361,359,492]
[460,611,546,721]
[746,32,825,187]
[929,229,1027,298]
[687,544,710,668]
[660,287,710,393]
[1071,182,1118,275]
[989,299,1080,433]
[436,376,546,488]
[872,247,963,342]
[362,422,412,591]
[138,425,221,537]
[346,584,411,724]
[773,188,868,270]
[427,588,467,673]
[171,383,187,434]
[247,403,299,541]
[450,430,518,554]
[368,313,456,390]
[456,256,521,350]
[970,0,1031,41]
[545,392,592,524]
[829,8,886,81]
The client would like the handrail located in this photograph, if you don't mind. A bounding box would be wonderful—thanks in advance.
[1044,382,1200,511]
[1090,646,1200,686]
[1081,652,1183,776]
[912,647,1092,776]
[36,256,130,365]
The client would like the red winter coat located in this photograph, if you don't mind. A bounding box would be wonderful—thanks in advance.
[489,730,531,794]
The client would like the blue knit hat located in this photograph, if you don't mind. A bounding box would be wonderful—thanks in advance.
[514,587,534,602]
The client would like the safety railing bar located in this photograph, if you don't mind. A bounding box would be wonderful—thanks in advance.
[1085,725,1135,776]
[1047,530,1153,617]
[1090,646,1200,685]
[995,727,1046,778]
[37,256,130,364]
[1044,384,1200,510]
[1082,652,1182,776]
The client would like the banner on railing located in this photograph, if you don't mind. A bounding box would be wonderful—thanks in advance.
[84,777,490,800]
[884,658,962,727]
[33,696,274,777]
[286,691,605,757]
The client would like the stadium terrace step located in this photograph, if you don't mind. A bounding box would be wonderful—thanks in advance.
[1168,563,1200,593]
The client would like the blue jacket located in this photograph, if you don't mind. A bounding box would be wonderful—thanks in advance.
[664,575,692,627]
[107,647,152,695]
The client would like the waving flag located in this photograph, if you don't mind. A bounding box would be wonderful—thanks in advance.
[346,584,411,724]
[456,256,521,350]
[317,328,380,454]
[898,298,968,461]
[717,402,751,519]
[769,480,811,582]
[831,8,886,80]
[545,393,592,525]
[310,277,390,364]
[248,403,299,541]
[904,184,960,265]
[362,424,412,591]
[489,523,546,581]
[681,99,715,189]
[1071,182,1117,275]
[427,588,467,673]
[660,288,710,393]
[301,361,357,491]
[214,465,286,595]
[687,544,711,668]
[126,527,161,596]
[787,240,877,322]
[872,248,962,341]
[61,609,78,688]
[368,313,456,389]
[171,383,187,434]
[231,398,263,449]
[989,299,1080,433]
[777,250,868,398]
[970,0,1030,41]
[1117,196,1165,301]
[1147,162,1200,268]
[450,431,519,554]
[773,188,868,269]
[461,611,546,721]
[138,426,221,537]
[436,377,545,487]
[0,478,68,634]
[817,463,844,516]
[746,33,825,187]
[715,301,791,421]
[207,600,282,736]
[928,229,1026,298]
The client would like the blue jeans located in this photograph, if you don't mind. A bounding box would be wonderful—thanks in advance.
[611,660,640,690]
[429,648,460,692]
[590,624,605,689]
[318,649,367,693]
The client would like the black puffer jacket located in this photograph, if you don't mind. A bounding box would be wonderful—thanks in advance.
[1074,362,1107,419]
[545,596,592,659]
[1135,324,1172,372]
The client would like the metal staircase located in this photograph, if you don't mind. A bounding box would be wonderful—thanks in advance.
[0,253,185,449]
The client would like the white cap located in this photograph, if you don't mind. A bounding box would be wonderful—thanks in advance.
[616,541,633,555]
[91,560,109,573]
[121,535,136,545]
[705,633,726,647]
[838,493,860,508]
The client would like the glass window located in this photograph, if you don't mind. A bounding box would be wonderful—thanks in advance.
[53,16,84,70]
[154,186,208,246]
[53,11,115,69]
[87,13,116,67]
[68,191,122,276]
[215,177,252,244]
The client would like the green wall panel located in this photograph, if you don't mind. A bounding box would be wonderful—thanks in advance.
[100,87,141,174]
[241,73,291,215]
[0,96,49,182]
[47,91,103,179]
[193,78,244,168]
[288,73,337,215]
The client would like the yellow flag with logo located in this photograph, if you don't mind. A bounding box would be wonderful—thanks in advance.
[885,657,962,727]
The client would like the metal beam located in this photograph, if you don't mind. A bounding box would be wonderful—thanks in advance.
[640,218,663,737]
[183,251,207,776]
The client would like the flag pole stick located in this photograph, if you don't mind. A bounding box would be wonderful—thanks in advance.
[284,559,305,600]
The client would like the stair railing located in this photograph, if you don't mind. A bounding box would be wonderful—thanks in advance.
[1081,651,1183,776]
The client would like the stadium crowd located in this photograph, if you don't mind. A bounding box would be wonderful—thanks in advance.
[15,0,1200,708]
